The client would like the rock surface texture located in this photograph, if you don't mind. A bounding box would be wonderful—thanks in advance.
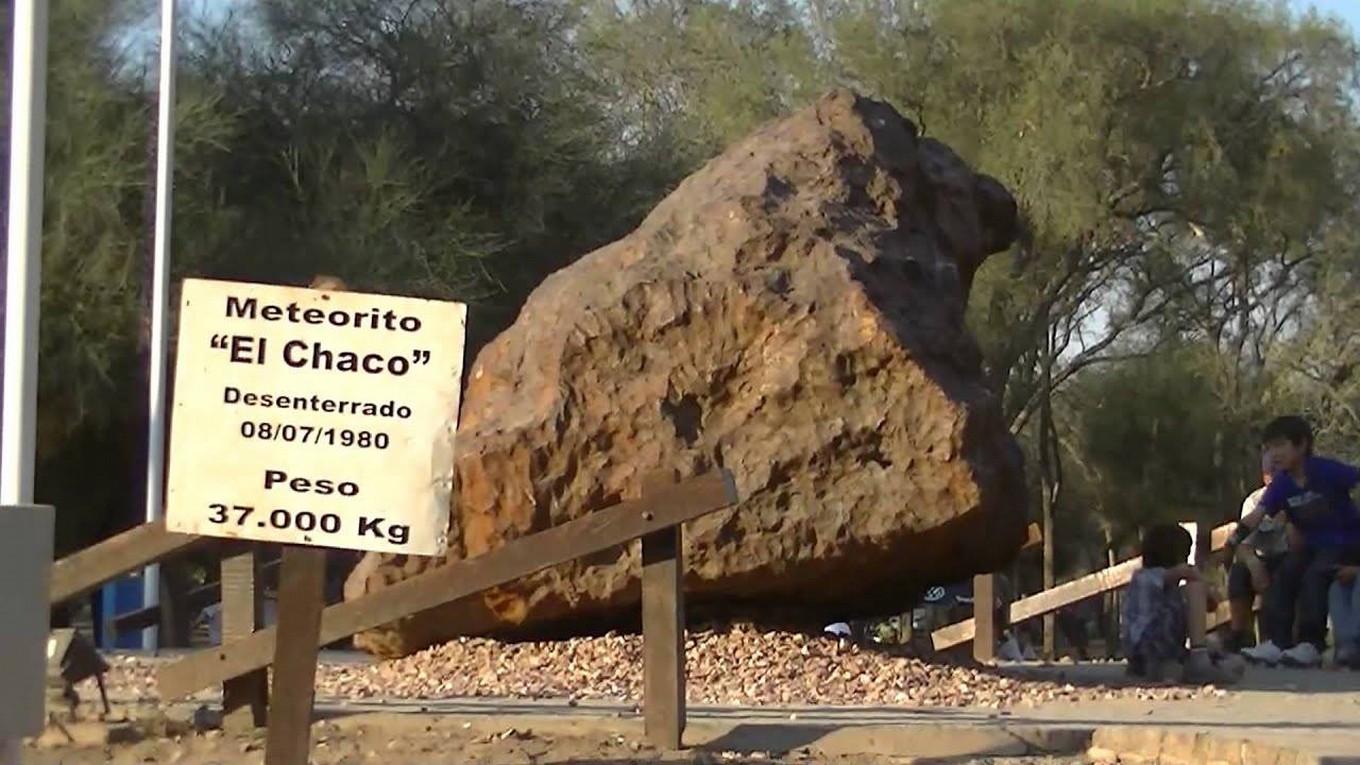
[345,89,1026,658]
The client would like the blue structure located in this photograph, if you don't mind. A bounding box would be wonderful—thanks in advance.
[98,576,145,650]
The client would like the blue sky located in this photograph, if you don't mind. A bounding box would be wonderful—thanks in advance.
[1294,0,1360,32]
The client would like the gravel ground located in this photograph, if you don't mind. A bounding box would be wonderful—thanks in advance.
[84,625,1223,709]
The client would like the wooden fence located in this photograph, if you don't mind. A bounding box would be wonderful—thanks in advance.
[940,521,1238,660]
[48,471,739,750]
[53,494,1254,747]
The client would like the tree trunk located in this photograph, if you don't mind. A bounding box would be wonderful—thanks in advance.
[1039,326,1057,661]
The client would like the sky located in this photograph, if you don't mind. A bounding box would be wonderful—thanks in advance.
[1294,0,1360,33]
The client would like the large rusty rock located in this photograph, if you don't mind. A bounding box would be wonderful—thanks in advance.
[345,90,1026,657]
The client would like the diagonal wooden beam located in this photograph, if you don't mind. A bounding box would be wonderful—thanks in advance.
[49,520,206,605]
[109,556,284,637]
[157,471,740,700]
[932,520,1236,651]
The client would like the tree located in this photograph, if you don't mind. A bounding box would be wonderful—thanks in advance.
[16,0,1360,605]
[0,0,235,551]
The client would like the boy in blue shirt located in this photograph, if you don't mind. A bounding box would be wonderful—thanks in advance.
[1230,415,1360,667]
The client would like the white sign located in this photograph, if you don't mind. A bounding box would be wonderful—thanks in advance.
[164,279,466,556]
[1180,521,1198,565]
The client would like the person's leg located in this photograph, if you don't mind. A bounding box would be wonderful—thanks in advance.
[1227,561,1256,647]
[1257,554,1286,640]
[1282,548,1340,666]
[1182,579,1242,684]
[1247,548,1309,662]
[1264,549,1308,647]
[1185,580,1208,649]
[1297,548,1340,649]
[1330,581,1356,663]
[1347,581,1360,667]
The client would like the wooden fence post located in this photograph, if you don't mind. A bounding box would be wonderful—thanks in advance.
[642,524,685,750]
[264,546,327,765]
[157,559,192,648]
[221,544,267,731]
[972,573,995,664]
[155,473,739,702]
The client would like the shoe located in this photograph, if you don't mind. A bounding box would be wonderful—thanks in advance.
[1222,630,1256,653]
[997,636,1023,662]
[1242,640,1283,665]
[1280,642,1323,668]
[1183,648,1243,686]
[1336,644,1359,670]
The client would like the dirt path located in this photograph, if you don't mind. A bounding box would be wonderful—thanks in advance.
[27,711,1085,765]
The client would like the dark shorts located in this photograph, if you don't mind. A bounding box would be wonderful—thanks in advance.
[1228,554,1285,600]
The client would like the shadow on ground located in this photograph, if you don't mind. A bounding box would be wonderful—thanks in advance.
[994,660,1360,695]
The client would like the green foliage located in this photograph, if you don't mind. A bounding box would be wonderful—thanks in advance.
[1070,347,1240,536]
[24,0,1360,573]
[811,0,1360,559]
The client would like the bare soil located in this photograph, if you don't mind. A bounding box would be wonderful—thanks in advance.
[26,711,1085,765]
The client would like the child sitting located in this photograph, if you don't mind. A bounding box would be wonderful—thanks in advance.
[1123,524,1242,684]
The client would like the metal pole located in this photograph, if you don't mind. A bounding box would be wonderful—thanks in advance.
[2,0,51,759]
[142,0,178,651]
[2,2,48,503]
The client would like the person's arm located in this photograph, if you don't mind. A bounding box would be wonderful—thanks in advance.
[1236,546,1265,571]
[1228,481,1283,547]
[1163,564,1200,585]
[1322,458,1360,494]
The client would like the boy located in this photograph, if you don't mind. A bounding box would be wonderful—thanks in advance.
[1224,452,1288,650]
[1231,416,1360,667]
[1331,559,1360,669]
[1124,524,1240,684]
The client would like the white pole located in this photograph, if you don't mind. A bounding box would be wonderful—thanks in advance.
[3,4,48,502]
[142,0,178,652]
[2,0,50,759]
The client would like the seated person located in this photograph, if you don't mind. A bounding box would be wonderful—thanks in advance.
[1331,561,1360,669]
[1226,452,1289,650]
[1124,524,1240,684]
[1234,416,1360,667]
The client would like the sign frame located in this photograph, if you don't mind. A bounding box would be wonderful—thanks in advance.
[164,277,466,557]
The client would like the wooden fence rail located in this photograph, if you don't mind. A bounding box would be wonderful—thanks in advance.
[109,556,283,636]
[941,521,1237,654]
[155,471,739,749]
[49,520,204,606]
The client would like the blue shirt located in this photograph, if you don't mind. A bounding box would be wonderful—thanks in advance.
[1258,456,1360,548]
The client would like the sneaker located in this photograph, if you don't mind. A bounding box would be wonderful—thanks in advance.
[1183,648,1243,686]
[1336,644,1356,669]
[1280,642,1323,668]
[997,636,1024,662]
[1242,640,1283,665]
